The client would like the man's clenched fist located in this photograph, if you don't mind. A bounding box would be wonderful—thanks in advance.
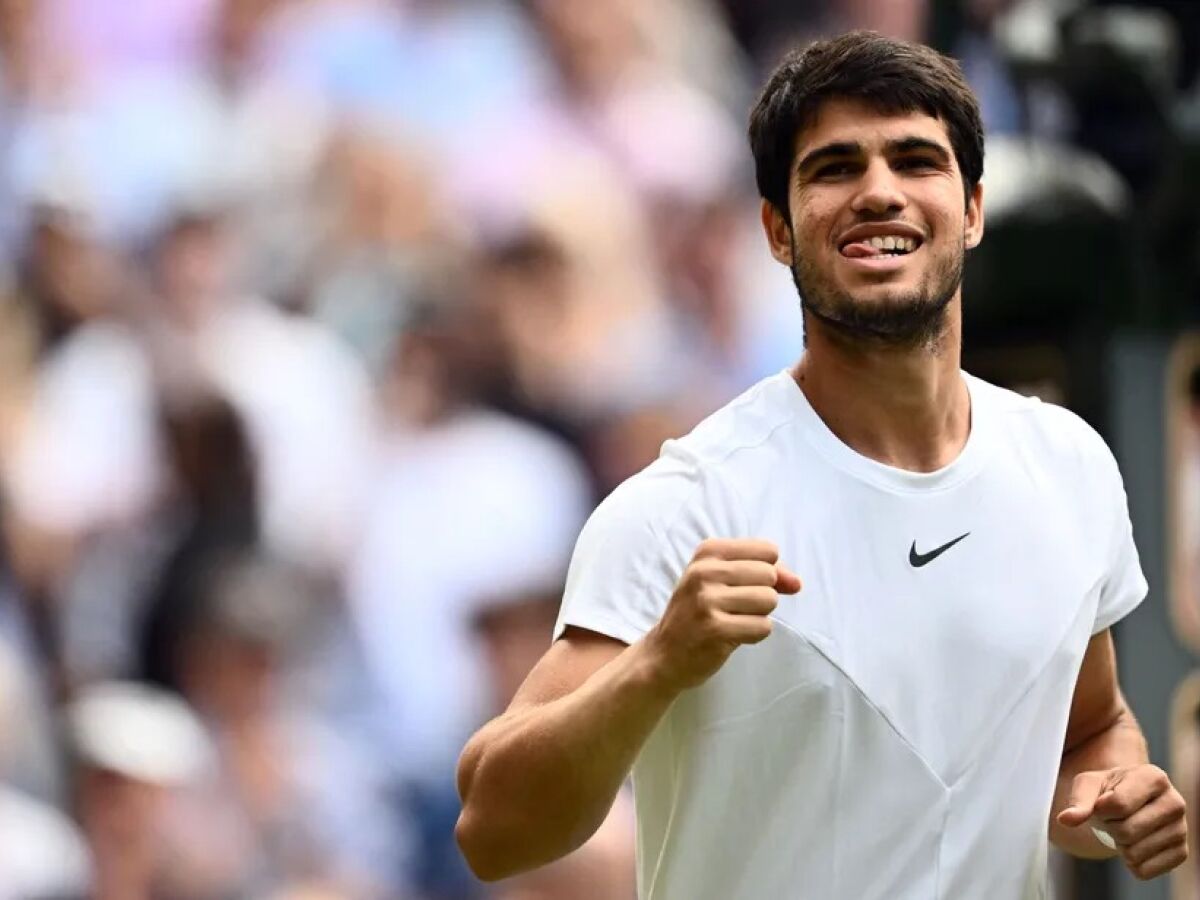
[643,539,802,692]
[1057,764,1188,880]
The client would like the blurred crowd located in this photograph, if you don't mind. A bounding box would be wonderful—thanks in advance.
[0,1,1197,898]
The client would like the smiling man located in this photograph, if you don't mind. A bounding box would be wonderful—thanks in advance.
[454,31,1187,898]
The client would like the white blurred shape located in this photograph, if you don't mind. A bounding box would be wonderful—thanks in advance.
[0,785,92,900]
[6,323,163,533]
[984,136,1131,220]
[67,681,211,785]
[349,410,592,780]
[198,300,375,570]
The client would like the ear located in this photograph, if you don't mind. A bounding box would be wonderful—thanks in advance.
[760,199,794,266]
[964,181,984,250]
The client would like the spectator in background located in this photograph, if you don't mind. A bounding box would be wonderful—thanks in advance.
[40,0,220,82]
[301,124,463,374]
[461,0,800,464]
[135,391,259,692]
[1176,367,1200,645]
[65,681,210,900]
[155,552,402,898]
[0,634,90,899]
[714,0,927,72]
[139,204,375,573]
[947,0,1024,136]
[348,291,593,895]
[1,202,160,690]
[3,202,157,546]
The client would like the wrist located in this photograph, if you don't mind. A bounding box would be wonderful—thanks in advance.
[631,631,687,702]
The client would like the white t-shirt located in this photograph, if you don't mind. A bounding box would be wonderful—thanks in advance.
[554,370,1147,900]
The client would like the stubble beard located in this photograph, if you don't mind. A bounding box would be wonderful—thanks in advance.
[790,234,965,352]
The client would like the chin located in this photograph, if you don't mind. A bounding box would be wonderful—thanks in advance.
[844,283,927,307]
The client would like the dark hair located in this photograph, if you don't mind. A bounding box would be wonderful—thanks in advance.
[749,31,985,220]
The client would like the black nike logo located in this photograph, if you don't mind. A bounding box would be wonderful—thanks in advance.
[909,532,970,568]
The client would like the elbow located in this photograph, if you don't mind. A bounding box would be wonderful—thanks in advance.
[455,808,515,882]
[455,737,514,881]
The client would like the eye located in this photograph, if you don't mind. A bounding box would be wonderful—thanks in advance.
[814,162,856,179]
[895,156,939,173]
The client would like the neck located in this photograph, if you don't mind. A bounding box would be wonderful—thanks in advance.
[793,299,969,473]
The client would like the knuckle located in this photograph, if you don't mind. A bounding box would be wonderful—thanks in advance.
[698,584,725,610]
[756,540,780,562]
[749,619,774,643]
[693,557,720,577]
[694,539,722,560]
[688,560,720,588]
[1109,823,1135,845]
[1112,797,1137,816]
[696,592,720,619]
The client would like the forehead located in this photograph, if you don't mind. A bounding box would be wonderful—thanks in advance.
[793,98,953,157]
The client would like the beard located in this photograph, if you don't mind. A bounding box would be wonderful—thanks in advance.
[790,233,964,351]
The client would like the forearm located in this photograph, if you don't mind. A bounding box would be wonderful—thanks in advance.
[1050,705,1149,858]
[456,639,678,880]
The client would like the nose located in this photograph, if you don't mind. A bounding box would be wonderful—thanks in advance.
[850,158,906,216]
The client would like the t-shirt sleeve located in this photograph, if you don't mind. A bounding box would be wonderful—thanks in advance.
[1091,441,1149,634]
[553,454,742,645]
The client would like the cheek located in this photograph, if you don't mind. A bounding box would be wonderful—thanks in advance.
[919,189,968,236]
[791,213,836,257]
[791,190,839,241]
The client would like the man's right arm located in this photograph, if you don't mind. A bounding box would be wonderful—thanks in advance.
[455,539,801,881]
[454,627,675,881]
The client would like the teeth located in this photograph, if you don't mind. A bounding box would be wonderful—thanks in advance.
[864,235,916,253]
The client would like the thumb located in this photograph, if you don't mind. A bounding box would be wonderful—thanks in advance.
[1057,771,1110,828]
[775,565,803,595]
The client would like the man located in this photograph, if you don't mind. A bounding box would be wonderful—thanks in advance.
[455,31,1188,898]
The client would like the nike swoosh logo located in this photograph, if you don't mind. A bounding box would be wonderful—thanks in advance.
[909,532,970,568]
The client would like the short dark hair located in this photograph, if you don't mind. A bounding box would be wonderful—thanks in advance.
[748,31,985,220]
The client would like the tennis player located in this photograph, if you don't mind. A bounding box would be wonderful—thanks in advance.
[455,31,1187,898]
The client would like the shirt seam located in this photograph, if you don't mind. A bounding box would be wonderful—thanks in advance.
[770,616,949,791]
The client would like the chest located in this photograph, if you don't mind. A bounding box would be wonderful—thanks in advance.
[684,470,1106,783]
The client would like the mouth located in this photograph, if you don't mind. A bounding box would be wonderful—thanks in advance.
[839,233,923,260]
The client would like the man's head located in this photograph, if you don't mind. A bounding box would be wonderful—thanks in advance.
[749,31,985,349]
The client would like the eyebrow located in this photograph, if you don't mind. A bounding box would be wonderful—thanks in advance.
[795,136,953,175]
[795,141,861,175]
[888,137,952,161]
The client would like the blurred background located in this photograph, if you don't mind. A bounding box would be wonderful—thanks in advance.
[0,0,1196,898]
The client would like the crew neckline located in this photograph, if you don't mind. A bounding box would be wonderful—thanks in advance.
[777,367,992,494]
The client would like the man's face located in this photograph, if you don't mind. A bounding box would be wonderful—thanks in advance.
[762,98,984,348]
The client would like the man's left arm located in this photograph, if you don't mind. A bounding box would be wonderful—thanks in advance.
[1050,628,1188,879]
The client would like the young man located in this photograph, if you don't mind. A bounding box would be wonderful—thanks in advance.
[455,31,1189,898]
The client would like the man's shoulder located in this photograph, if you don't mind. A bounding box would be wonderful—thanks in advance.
[969,373,1113,468]
[668,371,805,471]
[588,373,803,541]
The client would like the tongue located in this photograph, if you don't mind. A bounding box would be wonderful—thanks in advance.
[842,241,882,258]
